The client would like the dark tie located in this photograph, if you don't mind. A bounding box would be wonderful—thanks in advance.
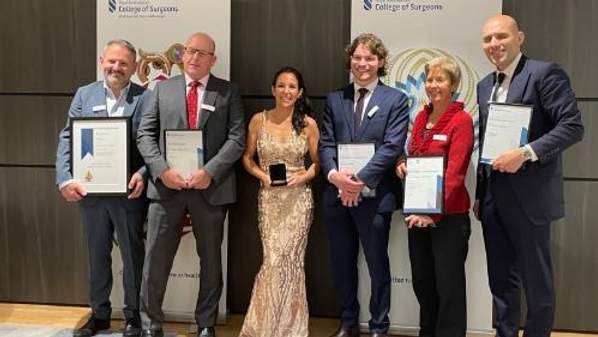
[187,80,201,129]
[354,88,369,130]
[490,72,506,102]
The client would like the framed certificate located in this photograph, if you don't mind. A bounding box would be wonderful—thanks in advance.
[480,103,533,164]
[403,155,445,215]
[337,142,376,197]
[70,117,130,196]
[164,129,204,179]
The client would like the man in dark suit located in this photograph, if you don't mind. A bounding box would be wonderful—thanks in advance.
[475,15,584,337]
[136,32,244,337]
[320,33,409,337]
[56,39,149,337]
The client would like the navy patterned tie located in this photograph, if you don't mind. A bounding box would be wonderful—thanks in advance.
[354,88,369,130]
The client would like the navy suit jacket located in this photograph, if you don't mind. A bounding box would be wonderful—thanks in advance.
[319,82,409,213]
[476,55,584,224]
[56,81,148,186]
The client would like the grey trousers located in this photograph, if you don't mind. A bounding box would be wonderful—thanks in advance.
[140,190,226,329]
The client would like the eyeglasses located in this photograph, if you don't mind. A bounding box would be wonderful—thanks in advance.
[184,47,214,58]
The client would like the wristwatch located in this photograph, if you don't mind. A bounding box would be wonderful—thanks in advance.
[521,146,533,161]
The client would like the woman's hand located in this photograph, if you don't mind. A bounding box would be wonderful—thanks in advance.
[287,169,308,187]
[260,174,272,188]
[405,214,435,229]
[396,161,407,179]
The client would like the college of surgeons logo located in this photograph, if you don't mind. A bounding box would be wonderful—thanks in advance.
[108,0,180,17]
[383,48,480,133]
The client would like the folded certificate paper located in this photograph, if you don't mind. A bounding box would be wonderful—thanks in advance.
[337,142,376,197]
[480,103,532,164]
[403,155,444,214]
[164,129,204,179]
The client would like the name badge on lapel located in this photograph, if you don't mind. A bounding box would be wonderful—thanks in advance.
[432,134,447,141]
[367,105,379,118]
[201,104,216,112]
[92,105,106,113]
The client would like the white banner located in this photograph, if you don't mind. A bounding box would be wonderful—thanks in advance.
[351,0,501,334]
[97,0,230,84]
[97,0,231,324]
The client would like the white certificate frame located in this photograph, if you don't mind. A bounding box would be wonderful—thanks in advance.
[337,142,376,197]
[403,155,445,215]
[70,117,130,196]
[164,129,204,179]
[480,102,533,164]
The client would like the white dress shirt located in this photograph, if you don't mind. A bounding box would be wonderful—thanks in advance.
[490,53,538,161]
[104,81,131,117]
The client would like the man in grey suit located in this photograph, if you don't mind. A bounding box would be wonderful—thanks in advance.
[136,32,245,337]
[56,39,148,337]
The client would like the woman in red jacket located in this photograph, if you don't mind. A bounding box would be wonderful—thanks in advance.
[396,56,474,337]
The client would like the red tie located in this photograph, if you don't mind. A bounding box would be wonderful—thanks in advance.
[187,80,201,129]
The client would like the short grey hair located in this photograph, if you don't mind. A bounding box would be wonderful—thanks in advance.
[424,56,461,89]
[104,39,137,61]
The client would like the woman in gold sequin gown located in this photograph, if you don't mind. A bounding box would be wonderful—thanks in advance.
[240,66,320,337]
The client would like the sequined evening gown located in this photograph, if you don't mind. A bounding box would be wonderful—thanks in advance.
[239,112,313,337]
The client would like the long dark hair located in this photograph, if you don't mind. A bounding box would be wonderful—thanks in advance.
[271,66,314,134]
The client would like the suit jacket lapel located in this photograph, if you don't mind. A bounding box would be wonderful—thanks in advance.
[506,55,530,104]
[90,83,109,117]
[122,84,141,117]
[172,76,189,127]
[198,77,218,130]
[356,83,383,139]
[342,85,355,140]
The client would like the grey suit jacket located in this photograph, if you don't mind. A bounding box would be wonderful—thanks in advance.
[136,74,245,205]
[55,81,148,189]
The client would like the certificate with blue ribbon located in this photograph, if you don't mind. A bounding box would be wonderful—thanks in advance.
[480,103,533,164]
[70,117,130,195]
[403,155,445,215]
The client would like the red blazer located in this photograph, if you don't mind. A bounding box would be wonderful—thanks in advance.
[407,101,474,223]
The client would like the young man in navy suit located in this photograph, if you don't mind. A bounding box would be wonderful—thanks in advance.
[475,15,584,337]
[320,33,410,337]
[56,39,149,337]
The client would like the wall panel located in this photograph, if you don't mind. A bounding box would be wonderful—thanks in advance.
[563,102,598,179]
[552,181,598,331]
[503,0,598,97]
[0,95,70,166]
[0,1,95,93]
[231,0,351,96]
[0,167,87,304]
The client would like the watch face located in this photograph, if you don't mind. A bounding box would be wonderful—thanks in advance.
[522,148,532,160]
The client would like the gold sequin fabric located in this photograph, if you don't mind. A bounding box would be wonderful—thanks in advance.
[239,115,313,337]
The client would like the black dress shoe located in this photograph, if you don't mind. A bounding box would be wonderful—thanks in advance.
[329,325,360,337]
[72,316,110,337]
[198,326,216,337]
[140,329,164,337]
[122,318,142,337]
